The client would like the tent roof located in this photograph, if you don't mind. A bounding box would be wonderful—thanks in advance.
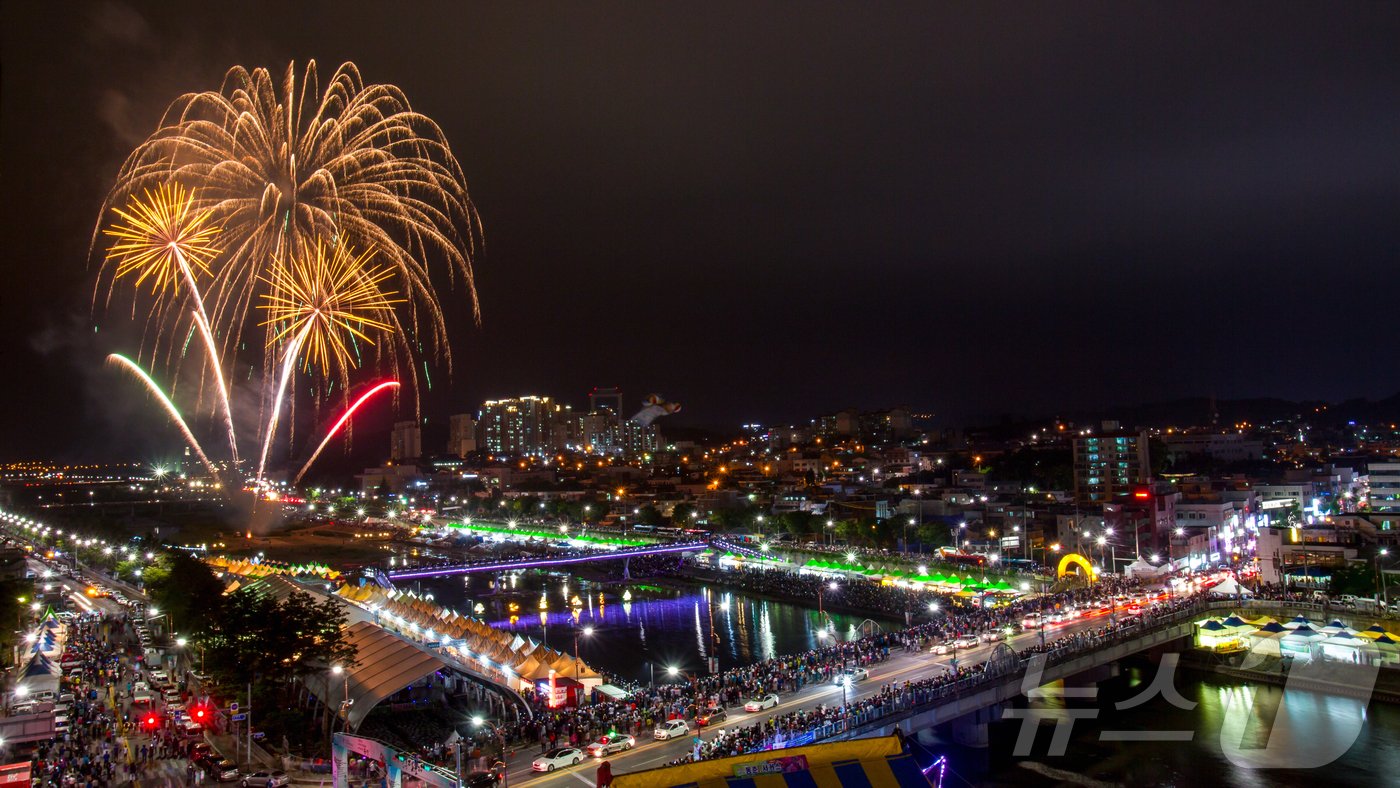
[1260,622,1288,633]
[302,620,448,731]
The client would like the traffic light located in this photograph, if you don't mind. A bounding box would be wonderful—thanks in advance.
[143,712,160,730]
[191,704,208,722]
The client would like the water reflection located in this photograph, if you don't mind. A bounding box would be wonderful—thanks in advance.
[419,571,897,682]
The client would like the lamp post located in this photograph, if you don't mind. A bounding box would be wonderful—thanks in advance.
[1375,549,1391,607]
[330,664,350,731]
[470,716,507,788]
[574,625,594,678]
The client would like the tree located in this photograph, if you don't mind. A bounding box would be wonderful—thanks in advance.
[635,505,662,526]
[145,551,225,636]
[670,503,697,526]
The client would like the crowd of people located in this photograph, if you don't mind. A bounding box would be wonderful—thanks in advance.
[22,611,195,787]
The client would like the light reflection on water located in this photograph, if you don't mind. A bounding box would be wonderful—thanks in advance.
[967,666,1400,787]
[415,572,896,682]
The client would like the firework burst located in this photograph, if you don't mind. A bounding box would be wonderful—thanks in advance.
[95,61,483,482]
[255,240,400,480]
[102,185,239,462]
[99,60,482,409]
[102,182,221,294]
[259,240,401,379]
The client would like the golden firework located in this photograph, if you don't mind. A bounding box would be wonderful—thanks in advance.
[99,61,481,404]
[259,240,401,378]
[103,182,221,293]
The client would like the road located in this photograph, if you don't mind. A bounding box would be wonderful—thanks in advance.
[499,597,1153,788]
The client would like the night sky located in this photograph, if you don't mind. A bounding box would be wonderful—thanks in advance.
[3,2,1400,461]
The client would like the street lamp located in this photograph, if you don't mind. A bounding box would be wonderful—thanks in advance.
[470,716,507,788]
[330,664,350,731]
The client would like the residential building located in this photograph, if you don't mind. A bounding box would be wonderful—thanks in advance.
[1073,431,1151,507]
[448,414,477,457]
[390,420,421,461]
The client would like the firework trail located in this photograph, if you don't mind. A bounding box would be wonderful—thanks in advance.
[107,354,219,479]
[191,309,239,463]
[102,185,240,462]
[257,321,314,481]
[293,380,399,484]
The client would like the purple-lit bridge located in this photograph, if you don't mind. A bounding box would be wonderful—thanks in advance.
[384,540,710,580]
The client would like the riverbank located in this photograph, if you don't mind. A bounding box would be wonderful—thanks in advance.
[1179,650,1400,703]
[666,565,911,625]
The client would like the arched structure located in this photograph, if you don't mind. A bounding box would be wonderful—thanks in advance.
[1056,552,1098,581]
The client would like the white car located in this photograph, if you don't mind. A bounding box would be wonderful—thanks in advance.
[833,668,869,685]
[531,748,583,772]
[653,719,690,740]
[585,734,635,757]
[743,694,780,712]
[954,637,979,649]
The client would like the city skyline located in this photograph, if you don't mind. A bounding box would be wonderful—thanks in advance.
[4,2,1400,464]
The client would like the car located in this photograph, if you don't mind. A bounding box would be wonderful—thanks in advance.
[188,742,214,760]
[954,637,979,649]
[697,708,727,726]
[205,758,241,782]
[240,770,290,787]
[979,631,1004,643]
[531,748,583,772]
[584,734,635,757]
[932,642,954,655]
[743,694,780,712]
[461,772,500,788]
[54,715,70,733]
[833,668,869,685]
[653,718,690,740]
[163,690,182,704]
[132,690,155,705]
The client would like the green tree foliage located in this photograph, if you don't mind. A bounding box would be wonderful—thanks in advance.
[0,577,36,667]
[144,551,228,636]
[201,588,355,688]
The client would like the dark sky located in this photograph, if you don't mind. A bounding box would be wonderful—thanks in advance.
[3,2,1400,462]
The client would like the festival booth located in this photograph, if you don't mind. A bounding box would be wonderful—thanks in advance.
[1279,624,1325,661]
[1320,619,1360,637]
[1282,615,1315,630]
[1319,630,1377,664]
[1247,621,1289,658]
[1208,578,1253,598]
[1195,620,1248,652]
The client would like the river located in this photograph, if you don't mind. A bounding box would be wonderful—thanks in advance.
[413,570,902,683]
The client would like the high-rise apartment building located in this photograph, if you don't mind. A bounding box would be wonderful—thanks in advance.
[1073,431,1151,507]
[448,414,477,457]
[477,396,573,457]
[390,420,422,461]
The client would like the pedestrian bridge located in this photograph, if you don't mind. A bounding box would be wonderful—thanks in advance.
[384,540,709,580]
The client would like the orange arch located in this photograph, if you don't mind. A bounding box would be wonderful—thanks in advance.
[1057,552,1098,580]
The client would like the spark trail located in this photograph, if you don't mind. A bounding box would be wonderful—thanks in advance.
[107,354,219,479]
[293,380,399,484]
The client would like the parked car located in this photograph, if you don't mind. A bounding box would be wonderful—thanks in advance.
[653,718,690,740]
[585,734,635,757]
[241,770,290,787]
[205,758,240,782]
[531,748,583,772]
[743,694,780,712]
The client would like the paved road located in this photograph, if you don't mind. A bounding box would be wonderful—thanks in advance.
[500,599,1147,788]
